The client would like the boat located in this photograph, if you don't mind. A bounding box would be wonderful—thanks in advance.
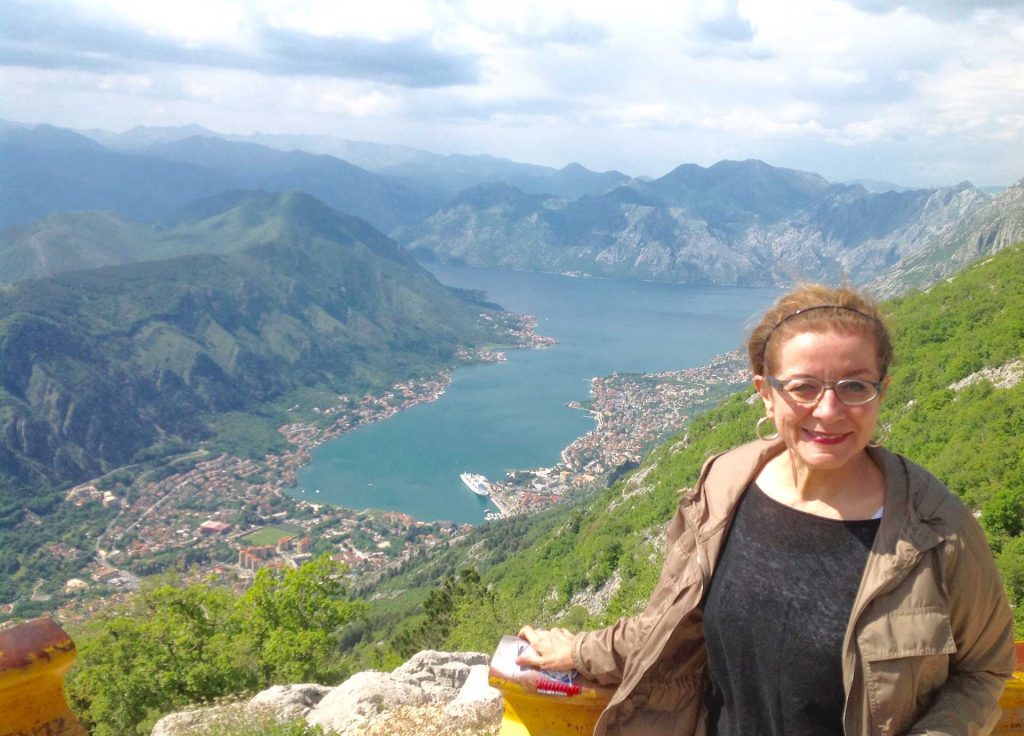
[460,472,491,497]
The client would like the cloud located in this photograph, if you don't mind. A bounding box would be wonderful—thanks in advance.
[697,11,755,43]
[0,0,479,87]
[840,0,1024,19]
[257,29,478,87]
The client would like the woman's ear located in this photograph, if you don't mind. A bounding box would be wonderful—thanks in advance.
[753,375,775,419]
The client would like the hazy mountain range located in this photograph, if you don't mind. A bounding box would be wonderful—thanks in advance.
[3,119,1022,296]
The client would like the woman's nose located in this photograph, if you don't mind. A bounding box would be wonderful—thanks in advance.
[812,386,845,416]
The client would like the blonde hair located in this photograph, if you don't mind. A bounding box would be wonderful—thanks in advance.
[747,284,893,377]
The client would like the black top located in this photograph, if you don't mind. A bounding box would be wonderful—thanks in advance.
[702,483,880,736]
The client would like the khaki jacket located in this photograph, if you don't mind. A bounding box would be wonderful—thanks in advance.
[573,440,1016,736]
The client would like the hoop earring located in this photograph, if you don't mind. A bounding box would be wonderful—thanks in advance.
[756,416,779,441]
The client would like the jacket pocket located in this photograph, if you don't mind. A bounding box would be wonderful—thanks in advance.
[858,607,955,735]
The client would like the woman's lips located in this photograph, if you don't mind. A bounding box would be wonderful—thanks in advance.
[803,429,850,445]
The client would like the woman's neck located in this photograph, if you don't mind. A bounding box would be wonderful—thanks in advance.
[757,449,885,520]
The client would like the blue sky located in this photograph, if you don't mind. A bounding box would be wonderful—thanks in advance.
[2,0,1023,187]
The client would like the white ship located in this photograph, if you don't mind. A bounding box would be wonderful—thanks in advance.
[460,472,491,497]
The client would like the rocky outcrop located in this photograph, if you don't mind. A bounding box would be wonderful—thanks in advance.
[151,651,503,736]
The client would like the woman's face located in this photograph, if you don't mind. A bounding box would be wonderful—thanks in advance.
[755,329,888,472]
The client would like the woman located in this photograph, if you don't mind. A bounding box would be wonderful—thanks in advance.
[517,284,1015,736]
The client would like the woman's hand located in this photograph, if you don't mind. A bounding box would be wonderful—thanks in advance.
[516,625,577,671]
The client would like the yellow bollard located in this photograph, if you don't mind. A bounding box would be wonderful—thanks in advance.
[994,641,1024,735]
[488,636,613,736]
[0,617,88,736]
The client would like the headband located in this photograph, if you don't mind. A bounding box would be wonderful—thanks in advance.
[766,304,880,341]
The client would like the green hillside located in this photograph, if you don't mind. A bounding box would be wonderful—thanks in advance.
[354,242,1024,661]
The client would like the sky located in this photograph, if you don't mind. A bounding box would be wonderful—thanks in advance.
[2,0,1024,188]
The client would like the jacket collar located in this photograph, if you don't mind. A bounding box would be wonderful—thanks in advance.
[687,441,945,560]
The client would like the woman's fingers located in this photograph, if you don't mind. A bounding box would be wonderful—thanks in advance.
[515,626,576,671]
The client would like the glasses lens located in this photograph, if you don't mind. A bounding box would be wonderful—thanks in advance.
[783,379,823,403]
[835,379,877,405]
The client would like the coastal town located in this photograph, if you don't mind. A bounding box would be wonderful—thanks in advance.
[41,319,747,624]
[482,350,751,517]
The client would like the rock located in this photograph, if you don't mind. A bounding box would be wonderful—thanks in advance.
[437,661,471,689]
[395,649,489,678]
[444,664,503,725]
[153,650,499,736]
[306,671,431,734]
[250,683,332,719]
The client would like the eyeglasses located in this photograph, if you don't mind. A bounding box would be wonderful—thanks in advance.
[765,376,884,406]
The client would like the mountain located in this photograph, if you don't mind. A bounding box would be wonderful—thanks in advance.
[844,178,912,193]
[399,159,1015,289]
[0,124,442,233]
[0,191,506,500]
[77,123,632,199]
[0,133,233,229]
[136,137,444,231]
[868,179,1024,296]
[375,155,630,199]
[0,211,175,283]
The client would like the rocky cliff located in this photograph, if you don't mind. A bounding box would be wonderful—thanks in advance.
[399,160,1018,291]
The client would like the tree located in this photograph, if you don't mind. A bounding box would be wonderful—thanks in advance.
[982,486,1024,541]
[67,556,362,735]
[237,555,364,684]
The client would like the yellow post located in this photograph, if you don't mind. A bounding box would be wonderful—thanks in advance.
[994,642,1024,735]
[493,680,612,736]
[0,617,88,736]
[488,635,613,736]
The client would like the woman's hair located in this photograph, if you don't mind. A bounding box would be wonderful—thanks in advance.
[747,284,893,377]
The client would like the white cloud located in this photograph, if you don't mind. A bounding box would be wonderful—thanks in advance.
[1,0,1023,185]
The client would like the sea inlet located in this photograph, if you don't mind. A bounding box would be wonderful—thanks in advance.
[291,264,778,524]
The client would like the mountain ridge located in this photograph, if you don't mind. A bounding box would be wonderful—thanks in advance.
[400,159,1012,290]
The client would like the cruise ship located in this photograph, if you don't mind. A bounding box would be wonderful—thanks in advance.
[460,472,491,497]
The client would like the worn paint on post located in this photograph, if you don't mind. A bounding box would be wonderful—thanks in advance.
[0,617,88,736]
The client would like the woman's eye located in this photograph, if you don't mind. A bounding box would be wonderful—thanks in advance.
[786,381,820,399]
[840,380,869,394]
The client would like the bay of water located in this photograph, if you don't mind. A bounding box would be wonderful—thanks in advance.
[291,265,778,523]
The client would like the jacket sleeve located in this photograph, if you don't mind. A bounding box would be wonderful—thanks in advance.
[573,489,699,685]
[906,507,1016,735]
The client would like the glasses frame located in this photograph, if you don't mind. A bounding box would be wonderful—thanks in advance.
[764,375,885,406]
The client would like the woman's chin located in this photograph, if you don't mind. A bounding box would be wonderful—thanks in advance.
[790,438,866,471]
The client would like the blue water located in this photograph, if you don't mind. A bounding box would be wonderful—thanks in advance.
[291,265,778,523]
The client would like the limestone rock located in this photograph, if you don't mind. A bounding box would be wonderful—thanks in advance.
[307,671,429,733]
[250,683,332,719]
[444,664,503,725]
